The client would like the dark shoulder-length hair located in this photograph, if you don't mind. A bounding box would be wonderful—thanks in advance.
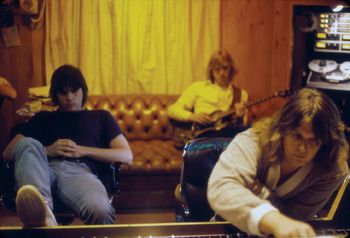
[207,50,237,83]
[253,88,348,176]
[49,64,89,106]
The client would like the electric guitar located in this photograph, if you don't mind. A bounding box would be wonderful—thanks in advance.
[171,89,296,149]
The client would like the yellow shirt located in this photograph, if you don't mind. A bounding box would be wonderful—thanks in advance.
[168,81,248,123]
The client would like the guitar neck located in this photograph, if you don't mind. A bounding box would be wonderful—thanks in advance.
[219,96,273,118]
[246,95,276,108]
[216,90,293,120]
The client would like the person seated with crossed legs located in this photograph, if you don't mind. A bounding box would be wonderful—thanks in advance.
[2,64,133,227]
[168,50,248,147]
[207,88,349,237]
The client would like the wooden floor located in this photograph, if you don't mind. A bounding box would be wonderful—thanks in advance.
[0,205,176,227]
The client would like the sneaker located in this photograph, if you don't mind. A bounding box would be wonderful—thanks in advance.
[16,185,57,227]
[45,201,57,226]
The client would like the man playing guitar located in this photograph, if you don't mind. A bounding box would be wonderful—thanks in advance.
[168,50,248,147]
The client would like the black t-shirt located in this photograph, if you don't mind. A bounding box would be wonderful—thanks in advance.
[20,109,122,173]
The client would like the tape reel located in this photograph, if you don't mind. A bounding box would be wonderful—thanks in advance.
[308,59,338,74]
[324,71,349,83]
[340,61,350,76]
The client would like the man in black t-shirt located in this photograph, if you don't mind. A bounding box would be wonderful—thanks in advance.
[2,65,133,227]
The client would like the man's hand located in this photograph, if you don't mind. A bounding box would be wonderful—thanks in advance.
[46,139,84,158]
[260,211,316,238]
[233,102,247,118]
[188,113,213,125]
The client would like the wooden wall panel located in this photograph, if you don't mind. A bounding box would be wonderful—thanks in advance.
[0,36,13,152]
[270,1,293,91]
[221,0,275,99]
[0,16,44,151]
[221,0,343,101]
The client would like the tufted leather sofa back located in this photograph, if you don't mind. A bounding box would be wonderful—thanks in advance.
[85,94,179,141]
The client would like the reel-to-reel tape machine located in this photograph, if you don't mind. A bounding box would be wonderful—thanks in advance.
[295,7,350,127]
[304,10,350,91]
[306,59,350,91]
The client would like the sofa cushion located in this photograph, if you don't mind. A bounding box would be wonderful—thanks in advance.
[85,94,179,141]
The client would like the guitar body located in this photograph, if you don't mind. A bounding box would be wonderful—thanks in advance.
[194,113,237,138]
[170,120,196,149]
[170,88,296,149]
[171,116,240,149]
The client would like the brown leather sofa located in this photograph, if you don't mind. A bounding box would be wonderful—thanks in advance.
[85,94,182,210]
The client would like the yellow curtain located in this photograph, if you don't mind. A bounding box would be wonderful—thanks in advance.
[45,0,220,94]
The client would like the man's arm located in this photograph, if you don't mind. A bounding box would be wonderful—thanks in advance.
[259,210,315,237]
[167,82,198,122]
[4,133,133,165]
[168,82,213,124]
[45,134,133,165]
[233,88,249,126]
[2,134,25,161]
[207,131,316,237]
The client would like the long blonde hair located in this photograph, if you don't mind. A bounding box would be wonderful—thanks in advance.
[207,50,237,83]
[253,88,348,180]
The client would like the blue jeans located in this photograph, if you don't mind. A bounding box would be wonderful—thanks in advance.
[13,137,116,224]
